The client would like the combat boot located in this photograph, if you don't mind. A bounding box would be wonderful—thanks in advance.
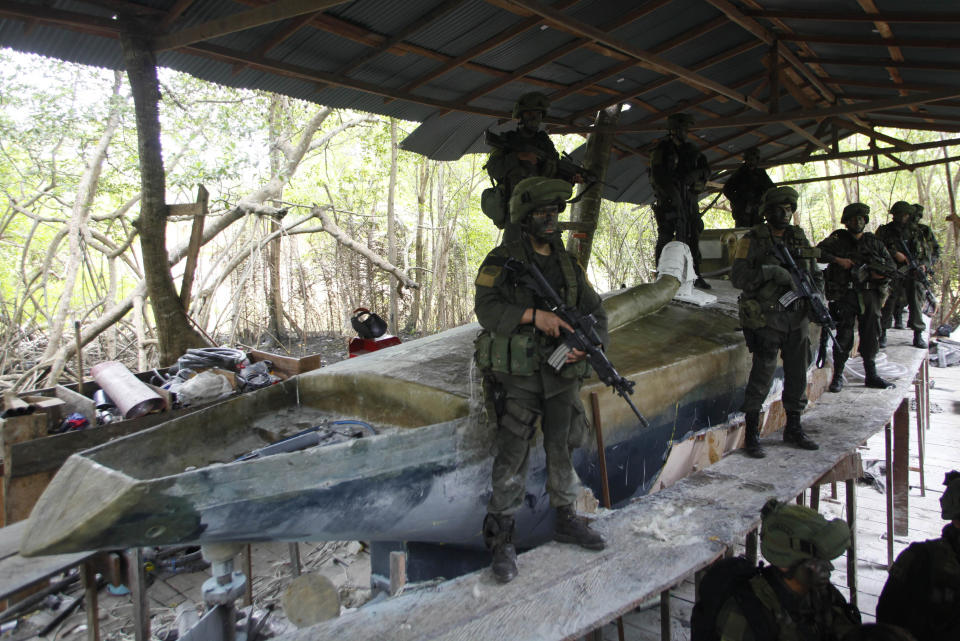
[743,411,766,458]
[893,312,905,330]
[913,331,927,349]
[554,505,605,550]
[783,412,819,450]
[828,359,846,393]
[483,513,518,583]
[864,359,895,389]
[878,330,887,348]
[694,277,712,290]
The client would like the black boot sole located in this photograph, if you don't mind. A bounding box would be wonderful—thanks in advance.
[554,533,605,550]
[744,446,766,458]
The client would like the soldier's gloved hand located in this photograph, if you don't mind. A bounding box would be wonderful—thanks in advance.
[834,257,854,270]
[761,264,793,287]
[533,309,574,338]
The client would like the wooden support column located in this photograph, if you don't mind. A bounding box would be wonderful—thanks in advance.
[242,544,253,607]
[81,561,100,641]
[289,542,301,577]
[126,548,150,641]
[884,420,894,568]
[810,483,820,511]
[389,550,406,596]
[566,103,622,269]
[893,398,910,536]
[913,362,927,496]
[660,589,671,641]
[845,479,858,610]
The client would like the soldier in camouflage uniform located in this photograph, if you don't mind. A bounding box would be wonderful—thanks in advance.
[483,92,561,243]
[474,177,607,583]
[723,148,774,228]
[877,202,930,349]
[713,499,862,641]
[650,112,712,288]
[817,203,896,393]
[732,187,822,458]
[876,471,960,641]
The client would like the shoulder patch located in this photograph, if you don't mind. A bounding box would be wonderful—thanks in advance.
[475,264,502,288]
[734,236,751,259]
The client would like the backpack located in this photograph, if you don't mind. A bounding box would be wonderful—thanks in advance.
[690,556,774,641]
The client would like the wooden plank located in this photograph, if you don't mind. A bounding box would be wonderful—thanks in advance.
[0,521,94,601]
[893,399,910,536]
[276,344,927,641]
[2,413,46,525]
[178,184,208,310]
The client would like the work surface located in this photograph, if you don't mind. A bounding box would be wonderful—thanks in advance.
[279,340,928,641]
[0,520,93,601]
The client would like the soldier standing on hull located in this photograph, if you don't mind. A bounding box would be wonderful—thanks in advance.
[889,204,942,331]
[709,499,862,641]
[732,187,822,458]
[483,92,561,244]
[876,471,960,641]
[474,177,607,584]
[722,148,774,228]
[817,203,896,393]
[651,113,712,289]
[877,202,929,349]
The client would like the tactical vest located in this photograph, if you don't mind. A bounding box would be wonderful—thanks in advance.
[474,240,585,378]
[747,569,860,641]
[738,224,818,330]
[820,230,890,301]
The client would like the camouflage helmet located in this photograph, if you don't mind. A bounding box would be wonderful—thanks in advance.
[509,177,572,224]
[667,112,694,131]
[890,201,914,217]
[913,203,924,220]
[940,470,960,520]
[512,92,550,119]
[760,499,851,567]
[841,203,870,225]
[760,186,798,214]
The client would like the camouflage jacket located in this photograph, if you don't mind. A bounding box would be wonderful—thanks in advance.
[876,221,933,267]
[816,229,895,300]
[876,524,960,641]
[649,136,710,209]
[722,166,774,217]
[917,222,941,266]
[732,223,823,311]
[485,129,559,188]
[474,238,606,377]
[716,567,861,641]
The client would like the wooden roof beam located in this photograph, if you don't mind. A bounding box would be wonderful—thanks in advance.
[154,0,353,51]
[776,137,960,165]
[832,117,909,149]
[252,11,323,57]
[507,0,768,113]
[866,118,960,133]
[160,0,195,31]
[778,33,960,49]
[0,0,120,37]
[741,8,960,23]
[782,154,960,185]
[797,56,960,72]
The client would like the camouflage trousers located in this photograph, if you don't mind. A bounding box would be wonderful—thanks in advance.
[882,277,925,333]
[741,310,810,415]
[487,373,586,516]
[831,288,883,364]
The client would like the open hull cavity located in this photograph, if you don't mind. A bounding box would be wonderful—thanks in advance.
[22,278,768,556]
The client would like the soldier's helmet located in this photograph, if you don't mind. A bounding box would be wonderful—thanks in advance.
[667,112,694,132]
[890,201,914,217]
[744,148,760,163]
[760,186,798,214]
[940,470,960,520]
[512,92,550,119]
[760,499,851,568]
[509,177,572,224]
[912,203,924,220]
[841,203,870,225]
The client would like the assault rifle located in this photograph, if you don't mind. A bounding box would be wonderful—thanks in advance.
[897,239,938,310]
[503,257,649,429]
[484,130,612,200]
[770,241,837,368]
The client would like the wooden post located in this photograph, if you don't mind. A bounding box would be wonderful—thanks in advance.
[913,367,927,497]
[81,561,100,641]
[810,483,820,511]
[289,542,301,577]
[845,479,858,610]
[242,544,253,607]
[389,550,406,596]
[884,420,894,568]
[590,392,624,641]
[126,548,150,641]
[178,184,208,311]
[745,528,758,566]
[660,589,671,641]
[831,482,838,499]
[893,399,910,536]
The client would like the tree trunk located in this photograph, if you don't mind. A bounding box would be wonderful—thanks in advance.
[266,96,285,342]
[407,159,430,333]
[120,26,205,365]
[566,104,622,268]
[387,119,400,335]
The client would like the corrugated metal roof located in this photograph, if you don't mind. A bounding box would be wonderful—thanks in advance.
[3,0,960,203]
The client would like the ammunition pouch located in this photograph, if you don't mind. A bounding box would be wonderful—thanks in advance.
[480,183,508,229]
[499,398,540,440]
[474,329,540,376]
[738,296,767,331]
